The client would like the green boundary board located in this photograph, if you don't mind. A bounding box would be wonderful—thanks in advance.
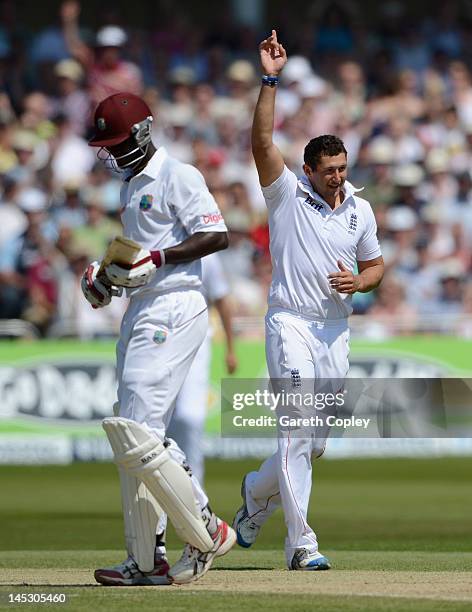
[0,337,471,435]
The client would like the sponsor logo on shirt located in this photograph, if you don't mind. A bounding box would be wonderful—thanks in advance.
[348,213,358,234]
[304,196,323,212]
[139,194,154,211]
[202,212,224,224]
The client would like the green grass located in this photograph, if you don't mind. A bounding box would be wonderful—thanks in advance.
[2,549,472,572]
[1,458,471,552]
[0,458,471,611]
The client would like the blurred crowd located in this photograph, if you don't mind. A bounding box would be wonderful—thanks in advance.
[1,0,472,338]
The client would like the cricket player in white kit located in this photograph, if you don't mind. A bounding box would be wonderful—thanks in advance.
[233,31,384,570]
[81,92,236,585]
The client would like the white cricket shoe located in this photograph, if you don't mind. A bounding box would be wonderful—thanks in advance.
[94,553,171,586]
[290,548,331,571]
[232,474,263,548]
[168,518,236,585]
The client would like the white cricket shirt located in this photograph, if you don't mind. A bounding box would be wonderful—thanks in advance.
[263,166,381,320]
[119,147,227,296]
[200,252,230,340]
[201,252,230,304]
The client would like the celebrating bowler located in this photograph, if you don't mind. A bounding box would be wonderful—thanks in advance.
[233,31,384,571]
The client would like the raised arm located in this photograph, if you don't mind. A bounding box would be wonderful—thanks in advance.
[252,30,287,187]
[60,1,93,67]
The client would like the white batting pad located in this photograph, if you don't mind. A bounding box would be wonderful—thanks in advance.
[113,403,162,571]
[103,417,213,552]
[120,471,163,572]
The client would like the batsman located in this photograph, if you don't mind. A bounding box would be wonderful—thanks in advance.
[81,92,236,585]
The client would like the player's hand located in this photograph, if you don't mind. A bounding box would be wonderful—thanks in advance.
[104,248,157,288]
[259,29,287,76]
[81,261,122,309]
[226,350,238,375]
[60,0,80,23]
[328,260,362,294]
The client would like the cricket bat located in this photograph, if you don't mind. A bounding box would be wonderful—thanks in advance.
[97,236,143,283]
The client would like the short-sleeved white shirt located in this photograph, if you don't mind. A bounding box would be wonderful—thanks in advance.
[201,252,230,304]
[119,147,227,296]
[262,166,381,320]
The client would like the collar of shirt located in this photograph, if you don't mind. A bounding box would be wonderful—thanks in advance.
[130,146,169,182]
[297,175,364,209]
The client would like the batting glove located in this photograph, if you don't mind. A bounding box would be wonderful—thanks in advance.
[81,261,122,309]
[104,249,164,288]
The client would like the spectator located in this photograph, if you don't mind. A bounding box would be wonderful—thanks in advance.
[332,61,366,124]
[0,188,57,332]
[61,2,143,106]
[386,116,425,165]
[52,59,90,136]
[419,203,457,261]
[84,162,122,213]
[425,258,466,320]
[9,129,45,186]
[49,114,94,188]
[0,175,26,249]
[367,274,418,336]
[50,180,86,231]
[392,164,426,212]
[71,190,121,260]
[362,137,396,209]
[0,5,471,333]
[400,238,442,314]
[381,206,418,274]
[419,148,457,209]
[393,25,431,74]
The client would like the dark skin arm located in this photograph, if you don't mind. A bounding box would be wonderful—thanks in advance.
[162,232,229,265]
[328,256,384,294]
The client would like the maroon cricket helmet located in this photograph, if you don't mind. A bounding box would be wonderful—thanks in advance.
[88,92,153,147]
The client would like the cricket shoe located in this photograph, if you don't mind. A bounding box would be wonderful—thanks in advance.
[94,553,171,586]
[168,518,236,585]
[232,474,262,548]
[290,548,331,571]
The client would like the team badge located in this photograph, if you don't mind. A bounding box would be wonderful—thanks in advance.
[348,213,358,234]
[140,194,154,211]
[291,368,302,388]
[152,328,167,344]
[97,117,106,131]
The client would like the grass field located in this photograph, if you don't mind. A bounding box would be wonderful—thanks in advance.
[1,458,471,611]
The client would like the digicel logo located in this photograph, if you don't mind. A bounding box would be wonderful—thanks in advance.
[202,213,223,224]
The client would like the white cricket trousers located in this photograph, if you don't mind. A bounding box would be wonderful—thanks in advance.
[247,308,350,564]
[167,331,211,483]
[116,288,209,509]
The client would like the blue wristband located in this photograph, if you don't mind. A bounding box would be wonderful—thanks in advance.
[262,75,279,87]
